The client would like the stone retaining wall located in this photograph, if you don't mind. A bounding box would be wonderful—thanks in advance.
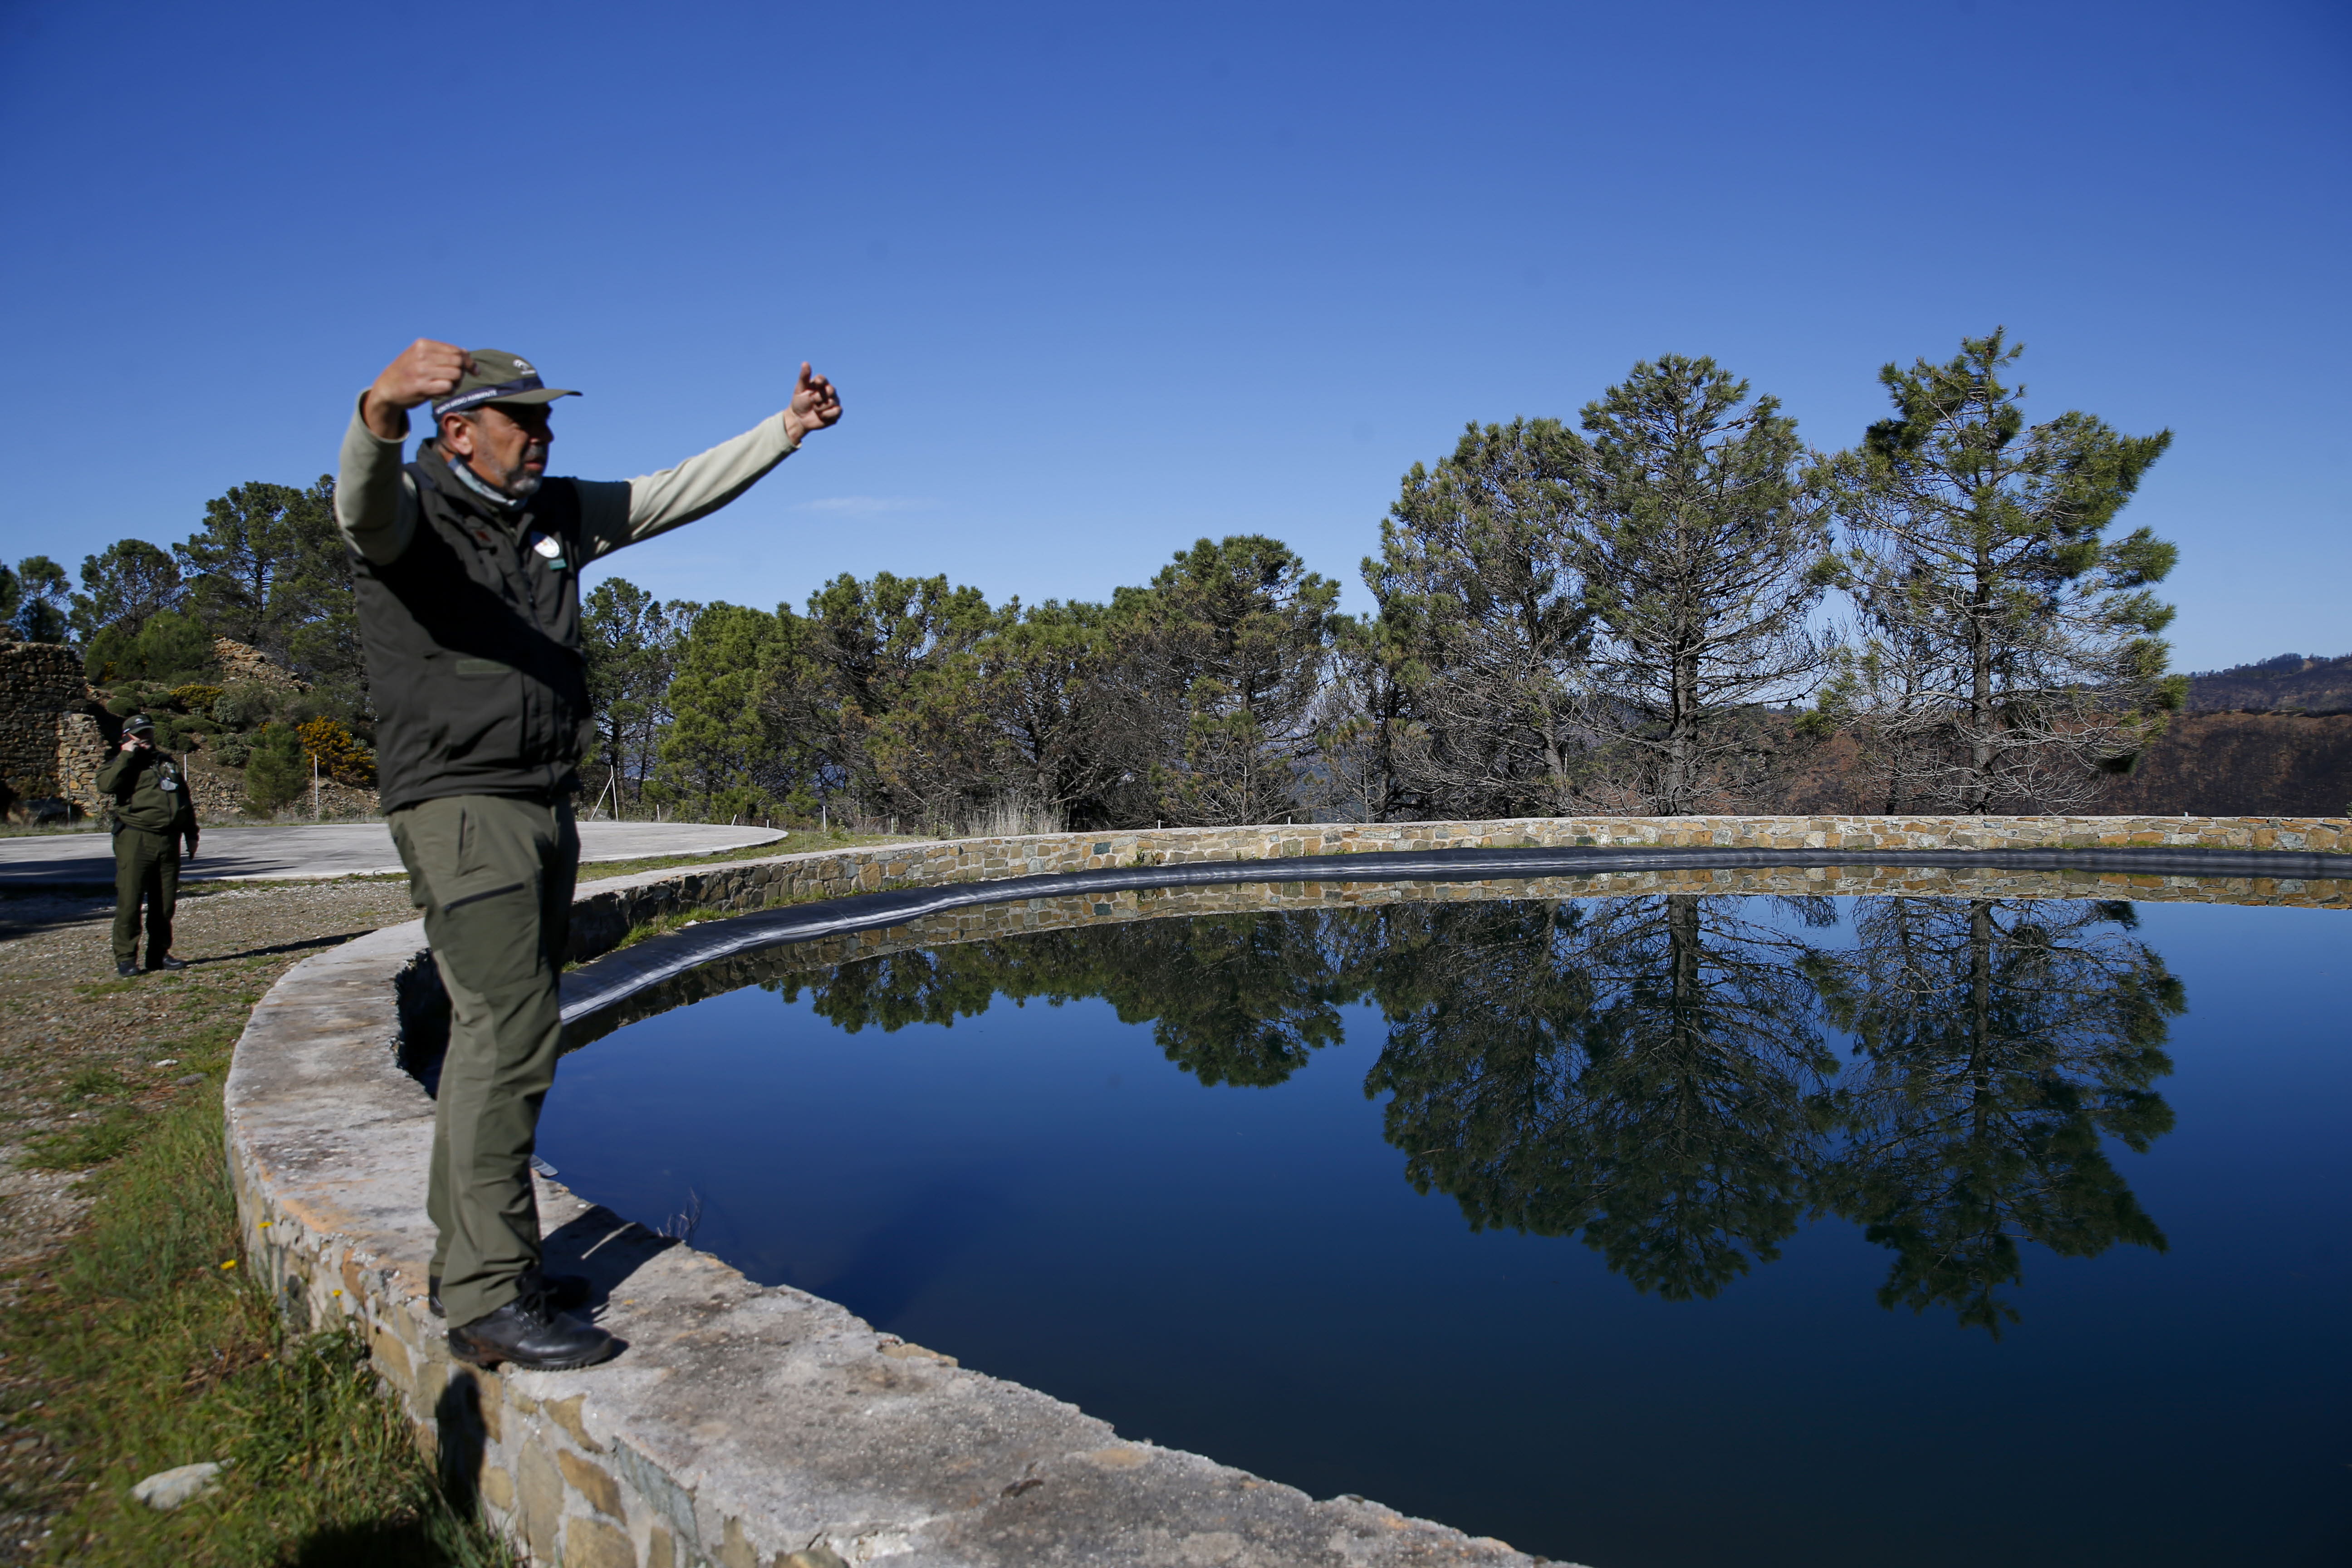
[566,813,2352,962]
[0,642,107,820]
[226,816,2352,1568]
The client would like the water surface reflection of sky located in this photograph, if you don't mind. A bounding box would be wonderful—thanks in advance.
[540,895,2349,1568]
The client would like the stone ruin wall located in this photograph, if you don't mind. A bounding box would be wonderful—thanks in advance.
[0,641,111,821]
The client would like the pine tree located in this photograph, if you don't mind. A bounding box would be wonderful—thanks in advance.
[583,579,697,812]
[0,556,70,642]
[1117,536,1338,827]
[179,476,366,716]
[176,482,309,649]
[70,539,184,648]
[1818,330,2180,813]
[1362,418,1593,818]
[1570,356,1834,814]
[657,603,789,818]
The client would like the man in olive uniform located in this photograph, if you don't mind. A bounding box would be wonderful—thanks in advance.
[95,713,200,976]
[338,339,840,1371]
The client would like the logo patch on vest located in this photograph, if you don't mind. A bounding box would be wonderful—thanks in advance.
[529,532,569,570]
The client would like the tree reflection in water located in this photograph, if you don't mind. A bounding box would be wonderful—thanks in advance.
[1807,898,2183,1334]
[776,910,1357,1087]
[1361,895,1837,1300]
[765,892,2182,1330]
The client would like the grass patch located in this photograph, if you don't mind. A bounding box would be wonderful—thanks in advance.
[21,1067,154,1172]
[19,1031,232,1174]
[3,1037,517,1565]
[19,1111,146,1173]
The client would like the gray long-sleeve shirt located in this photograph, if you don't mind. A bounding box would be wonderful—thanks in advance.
[333,393,800,566]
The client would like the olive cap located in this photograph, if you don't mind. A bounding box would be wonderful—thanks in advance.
[123,713,154,734]
[430,349,580,420]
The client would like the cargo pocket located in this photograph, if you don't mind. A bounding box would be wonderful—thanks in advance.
[441,802,528,913]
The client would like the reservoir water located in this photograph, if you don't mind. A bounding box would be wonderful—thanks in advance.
[538,890,2350,1567]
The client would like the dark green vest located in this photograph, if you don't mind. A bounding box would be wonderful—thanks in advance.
[351,443,593,812]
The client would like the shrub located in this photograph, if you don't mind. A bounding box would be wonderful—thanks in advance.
[211,735,251,769]
[83,625,135,684]
[244,724,308,813]
[170,683,224,715]
[209,682,275,730]
[295,716,375,788]
[135,612,217,684]
[83,613,219,686]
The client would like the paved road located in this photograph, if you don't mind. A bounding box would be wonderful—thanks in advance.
[0,822,790,887]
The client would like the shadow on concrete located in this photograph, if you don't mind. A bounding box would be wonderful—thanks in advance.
[541,1205,682,1323]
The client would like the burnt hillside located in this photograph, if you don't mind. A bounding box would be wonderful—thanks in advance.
[2101,711,2352,817]
[2185,653,2352,714]
[1774,713,2352,818]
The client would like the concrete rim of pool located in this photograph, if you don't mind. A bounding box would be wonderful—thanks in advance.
[223,815,2351,1568]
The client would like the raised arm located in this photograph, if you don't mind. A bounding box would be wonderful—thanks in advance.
[337,340,477,564]
[578,363,843,559]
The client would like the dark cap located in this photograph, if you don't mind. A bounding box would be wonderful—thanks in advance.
[123,713,154,734]
[431,349,581,421]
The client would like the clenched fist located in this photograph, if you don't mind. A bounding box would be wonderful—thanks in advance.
[782,362,843,444]
[363,339,475,440]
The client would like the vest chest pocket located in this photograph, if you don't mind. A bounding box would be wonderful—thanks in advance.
[455,659,513,677]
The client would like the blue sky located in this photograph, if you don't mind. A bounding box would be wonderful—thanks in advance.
[1,0,2343,672]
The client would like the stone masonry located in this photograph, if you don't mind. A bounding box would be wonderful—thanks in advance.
[226,817,2352,1568]
[0,641,109,821]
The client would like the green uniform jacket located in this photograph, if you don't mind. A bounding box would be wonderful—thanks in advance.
[95,745,199,841]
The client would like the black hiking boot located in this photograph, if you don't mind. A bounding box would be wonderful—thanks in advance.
[114,960,137,977]
[429,1268,589,1320]
[146,955,188,972]
[448,1286,618,1372]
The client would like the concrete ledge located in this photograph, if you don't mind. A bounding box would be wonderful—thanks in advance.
[225,816,2351,1566]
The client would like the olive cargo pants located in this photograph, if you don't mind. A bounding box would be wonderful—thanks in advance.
[111,827,180,966]
[387,795,578,1328]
